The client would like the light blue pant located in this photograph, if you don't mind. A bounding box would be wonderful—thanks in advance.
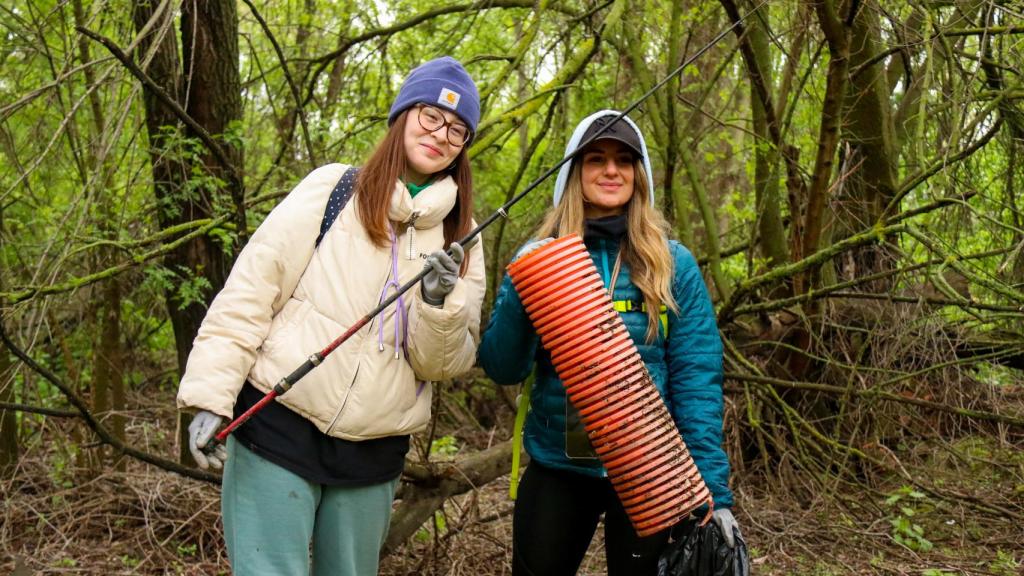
[222,438,399,576]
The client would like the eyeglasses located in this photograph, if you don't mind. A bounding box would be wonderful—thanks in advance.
[416,105,472,147]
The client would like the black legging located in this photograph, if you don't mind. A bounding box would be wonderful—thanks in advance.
[512,462,670,576]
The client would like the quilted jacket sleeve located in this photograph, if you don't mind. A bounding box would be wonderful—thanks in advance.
[477,267,540,386]
[665,241,734,508]
[176,164,345,417]
[406,234,487,381]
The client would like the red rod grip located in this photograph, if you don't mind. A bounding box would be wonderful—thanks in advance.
[214,389,280,443]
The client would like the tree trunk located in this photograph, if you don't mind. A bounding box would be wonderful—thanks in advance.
[73,0,126,472]
[0,350,14,475]
[133,0,243,464]
[662,0,682,225]
[619,4,696,245]
[181,0,246,243]
[785,0,853,378]
[94,280,125,471]
[800,0,852,286]
[0,229,15,472]
[748,2,789,269]
[828,1,898,288]
[384,440,515,555]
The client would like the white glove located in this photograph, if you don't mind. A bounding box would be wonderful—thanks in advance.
[422,243,464,306]
[712,508,741,548]
[188,410,227,470]
[512,237,555,262]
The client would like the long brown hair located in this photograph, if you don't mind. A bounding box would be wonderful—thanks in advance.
[355,109,474,271]
[536,161,677,342]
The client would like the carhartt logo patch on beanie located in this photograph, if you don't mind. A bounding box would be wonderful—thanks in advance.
[388,56,480,136]
[438,88,461,109]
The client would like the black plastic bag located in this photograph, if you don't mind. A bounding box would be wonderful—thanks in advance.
[656,517,750,576]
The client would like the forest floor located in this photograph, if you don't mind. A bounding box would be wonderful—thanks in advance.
[2,387,1022,575]
[4,445,1021,574]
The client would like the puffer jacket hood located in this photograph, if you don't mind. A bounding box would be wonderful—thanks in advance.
[552,110,655,206]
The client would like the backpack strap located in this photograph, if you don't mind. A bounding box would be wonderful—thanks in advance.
[315,166,360,248]
[612,300,669,339]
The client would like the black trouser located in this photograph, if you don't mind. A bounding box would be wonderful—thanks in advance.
[512,462,670,576]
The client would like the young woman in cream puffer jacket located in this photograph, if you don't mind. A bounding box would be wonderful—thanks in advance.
[175,56,485,576]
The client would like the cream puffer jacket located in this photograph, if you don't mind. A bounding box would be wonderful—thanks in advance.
[177,163,486,440]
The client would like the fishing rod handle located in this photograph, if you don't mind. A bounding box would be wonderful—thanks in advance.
[199,352,323,455]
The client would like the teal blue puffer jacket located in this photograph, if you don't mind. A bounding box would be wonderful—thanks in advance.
[478,235,733,508]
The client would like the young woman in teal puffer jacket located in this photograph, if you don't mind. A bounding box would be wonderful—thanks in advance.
[478,110,739,576]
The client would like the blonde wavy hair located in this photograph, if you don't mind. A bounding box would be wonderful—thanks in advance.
[536,160,678,342]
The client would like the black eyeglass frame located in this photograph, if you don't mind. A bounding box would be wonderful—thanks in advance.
[414,105,473,147]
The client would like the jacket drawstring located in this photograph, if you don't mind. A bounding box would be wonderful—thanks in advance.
[377,223,409,359]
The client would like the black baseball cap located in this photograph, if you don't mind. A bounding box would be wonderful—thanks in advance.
[579,114,643,159]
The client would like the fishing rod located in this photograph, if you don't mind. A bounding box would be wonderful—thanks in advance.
[204,1,767,453]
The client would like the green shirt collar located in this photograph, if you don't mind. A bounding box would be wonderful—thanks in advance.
[406,180,431,198]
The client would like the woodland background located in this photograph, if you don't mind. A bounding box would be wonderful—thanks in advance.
[1,0,1023,574]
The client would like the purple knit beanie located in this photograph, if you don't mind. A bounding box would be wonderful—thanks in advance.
[387,56,480,135]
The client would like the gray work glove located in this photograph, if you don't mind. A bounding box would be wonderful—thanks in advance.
[512,237,555,263]
[712,508,742,548]
[422,243,464,306]
[188,410,227,470]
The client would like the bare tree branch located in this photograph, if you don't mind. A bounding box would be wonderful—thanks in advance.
[718,222,909,321]
[240,0,317,168]
[384,439,514,555]
[300,0,579,107]
[0,214,232,305]
[76,26,243,186]
[0,322,220,483]
[728,372,1024,428]
[0,402,78,418]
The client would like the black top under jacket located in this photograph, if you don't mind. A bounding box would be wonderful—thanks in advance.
[584,213,628,241]
[232,381,409,486]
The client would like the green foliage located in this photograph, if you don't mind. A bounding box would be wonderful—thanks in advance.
[884,486,934,552]
[173,270,214,311]
[989,550,1022,576]
[413,511,448,543]
[141,265,213,311]
[208,226,239,256]
[433,510,447,534]
[974,362,1022,388]
[430,434,460,457]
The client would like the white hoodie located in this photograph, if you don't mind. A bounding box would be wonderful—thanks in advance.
[552,109,655,205]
